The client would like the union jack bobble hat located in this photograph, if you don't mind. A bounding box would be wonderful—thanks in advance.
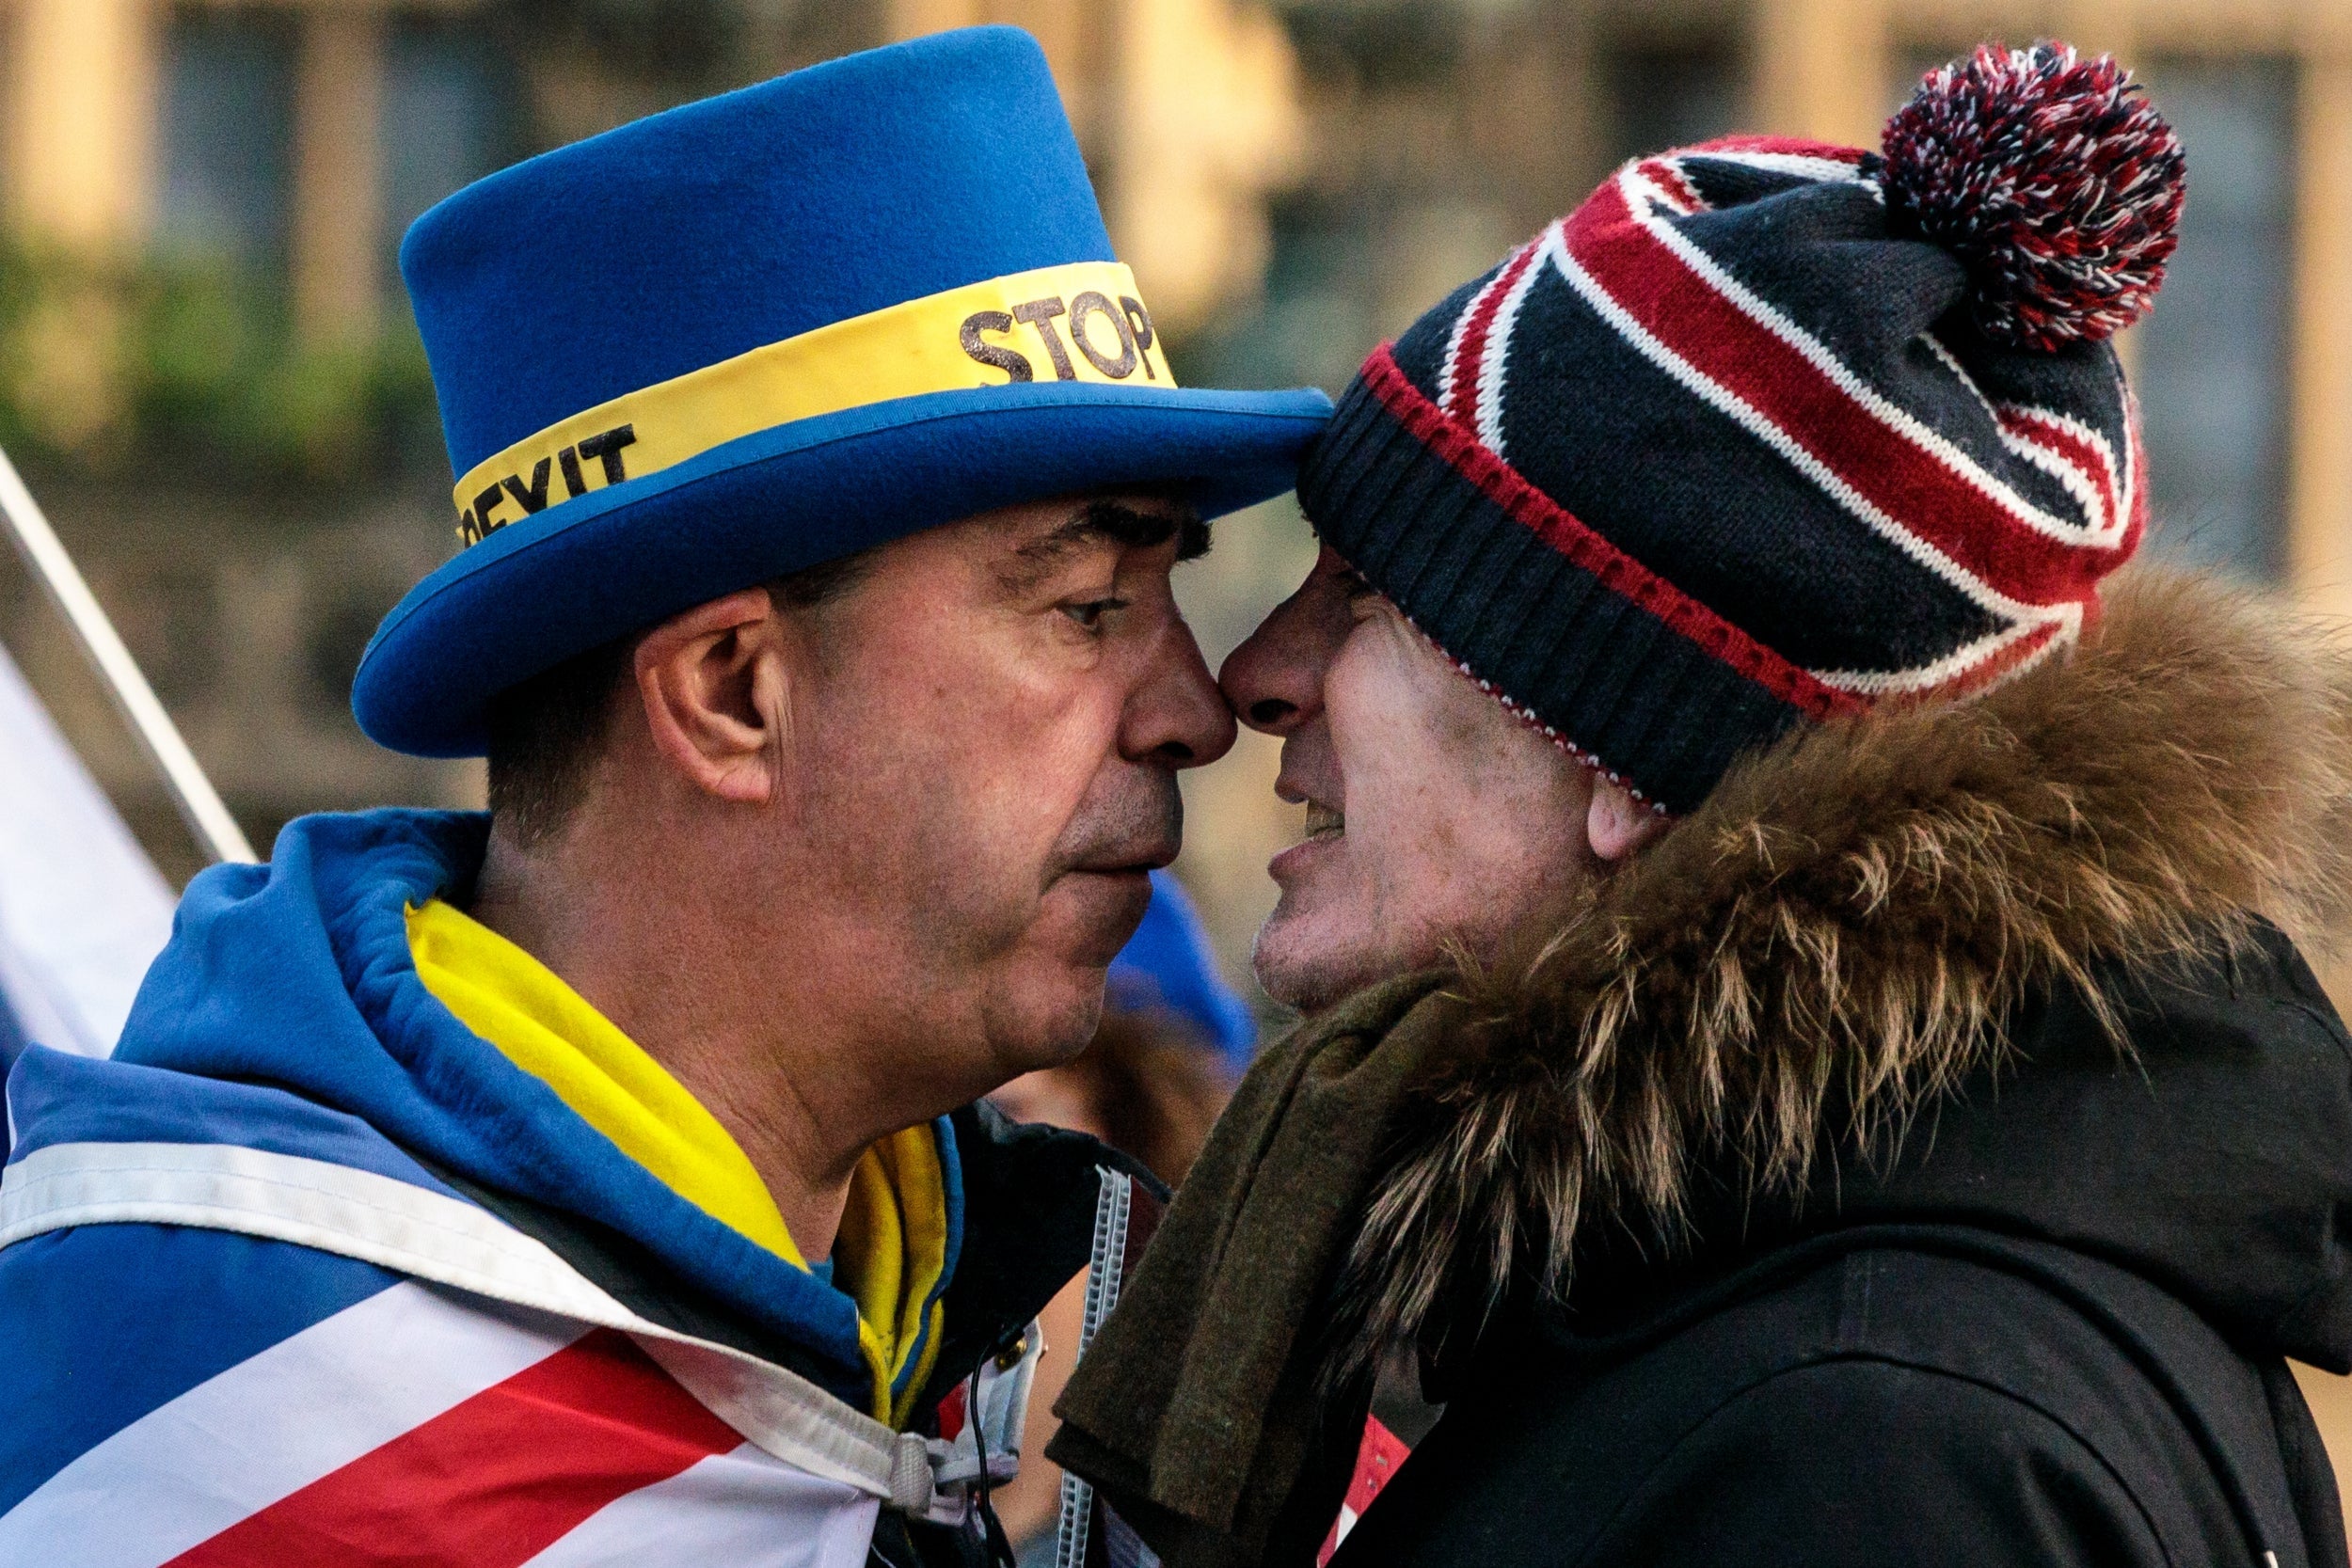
[1297,42,2185,816]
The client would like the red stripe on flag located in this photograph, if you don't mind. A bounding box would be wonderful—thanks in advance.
[1361,344,1862,723]
[167,1329,741,1568]
[1444,242,1541,424]
[1317,1415,1416,1568]
[1564,174,2126,610]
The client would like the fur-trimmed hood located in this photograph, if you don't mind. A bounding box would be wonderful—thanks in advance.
[1341,567,2352,1372]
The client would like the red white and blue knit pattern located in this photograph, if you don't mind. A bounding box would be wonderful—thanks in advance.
[1300,47,2178,815]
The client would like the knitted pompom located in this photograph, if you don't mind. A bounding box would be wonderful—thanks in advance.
[1882,42,2185,352]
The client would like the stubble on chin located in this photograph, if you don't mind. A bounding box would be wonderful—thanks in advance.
[1041,768,1184,957]
[1250,892,1385,1018]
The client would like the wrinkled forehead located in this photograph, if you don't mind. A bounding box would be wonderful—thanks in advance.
[970,491,1208,592]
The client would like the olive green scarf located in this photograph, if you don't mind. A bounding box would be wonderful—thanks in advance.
[1046,970,1459,1567]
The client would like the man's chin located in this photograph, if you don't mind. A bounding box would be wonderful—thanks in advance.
[983,972,1106,1081]
[1041,866,1155,966]
[1251,902,1390,1017]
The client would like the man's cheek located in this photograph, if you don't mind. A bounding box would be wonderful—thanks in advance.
[897,811,1032,965]
[1330,627,1451,753]
[1023,706,1131,825]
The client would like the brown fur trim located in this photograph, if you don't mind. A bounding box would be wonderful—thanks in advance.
[1330,568,2352,1374]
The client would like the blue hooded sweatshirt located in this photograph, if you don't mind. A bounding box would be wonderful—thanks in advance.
[0,809,1126,1551]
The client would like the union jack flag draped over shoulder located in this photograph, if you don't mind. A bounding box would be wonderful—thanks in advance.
[0,810,1133,1567]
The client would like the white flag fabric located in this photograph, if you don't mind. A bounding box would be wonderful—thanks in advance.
[0,637,174,1061]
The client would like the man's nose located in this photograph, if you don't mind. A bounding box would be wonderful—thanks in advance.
[1123,614,1238,768]
[1219,579,1335,736]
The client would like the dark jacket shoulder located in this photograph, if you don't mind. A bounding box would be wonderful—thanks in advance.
[1343,1241,2316,1568]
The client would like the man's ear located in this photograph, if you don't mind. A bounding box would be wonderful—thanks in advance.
[1587,772,1669,863]
[633,587,790,805]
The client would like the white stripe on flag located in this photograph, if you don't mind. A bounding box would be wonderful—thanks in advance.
[521,1444,878,1568]
[0,1280,583,1566]
[0,1140,914,1503]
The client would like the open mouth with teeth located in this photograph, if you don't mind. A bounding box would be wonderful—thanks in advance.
[1304,802,1344,842]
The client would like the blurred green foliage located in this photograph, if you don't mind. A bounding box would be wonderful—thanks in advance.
[0,241,438,486]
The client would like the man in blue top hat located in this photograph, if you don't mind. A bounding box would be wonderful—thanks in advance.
[0,27,1327,1568]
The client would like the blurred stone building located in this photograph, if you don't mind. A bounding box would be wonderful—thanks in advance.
[1172,0,2352,1009]
[1,0,2347,945]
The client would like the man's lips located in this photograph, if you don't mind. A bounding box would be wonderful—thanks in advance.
[1269,799,1343,882]
[1061,840,1181,879]
[1274,763,1343,819]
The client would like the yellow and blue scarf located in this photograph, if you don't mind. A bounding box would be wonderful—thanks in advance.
[407,898,948,1425]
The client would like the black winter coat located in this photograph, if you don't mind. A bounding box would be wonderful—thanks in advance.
[1052,572,2352,1568]
[1338,931,2352,1568]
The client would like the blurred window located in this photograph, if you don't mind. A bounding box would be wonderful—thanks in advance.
[1603,43,1740,165]
[1202,193,1384,392]
[2133,59,2296,582]
[157,9,297,274]
[1212,30,1741,398]
[381,21,512,287]
[1281,1,1464,92]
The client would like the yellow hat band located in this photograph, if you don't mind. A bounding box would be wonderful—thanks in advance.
[452,261,1175,546]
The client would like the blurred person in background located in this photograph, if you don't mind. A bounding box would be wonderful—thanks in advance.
[1052,46,2352,1568]
[0,27,1330,1568]
[986,869,1248,1564]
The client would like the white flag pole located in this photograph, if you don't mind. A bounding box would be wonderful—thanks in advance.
[0,444,256,864]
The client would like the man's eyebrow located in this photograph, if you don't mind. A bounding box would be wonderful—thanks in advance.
[996,499,1210,591]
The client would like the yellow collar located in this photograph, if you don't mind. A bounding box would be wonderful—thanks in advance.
[405,897,949,1423]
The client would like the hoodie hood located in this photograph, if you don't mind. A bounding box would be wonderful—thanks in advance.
[11,809,897,1396]
[1341,568,2352,1374]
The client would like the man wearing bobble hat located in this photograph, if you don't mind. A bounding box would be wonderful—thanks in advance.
[0,27,1327,1567]
[1054,45,2352,1568]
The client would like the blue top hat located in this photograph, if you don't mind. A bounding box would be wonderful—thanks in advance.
[353,26,1330,756]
